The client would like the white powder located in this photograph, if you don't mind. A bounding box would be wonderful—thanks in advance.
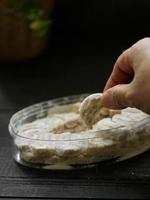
[15,101,150,167]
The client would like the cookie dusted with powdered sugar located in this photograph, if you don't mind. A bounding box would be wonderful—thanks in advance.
[79,93,120,127]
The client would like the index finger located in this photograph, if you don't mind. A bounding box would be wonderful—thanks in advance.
[104,48,134,91]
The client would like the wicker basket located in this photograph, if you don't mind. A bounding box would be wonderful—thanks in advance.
[0,0,54,61]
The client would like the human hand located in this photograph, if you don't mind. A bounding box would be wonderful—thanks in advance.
[101,38,150,114]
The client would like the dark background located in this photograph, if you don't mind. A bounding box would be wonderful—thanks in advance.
[0,0,150,110]
[1,1,150,199]
[52,0,150,44]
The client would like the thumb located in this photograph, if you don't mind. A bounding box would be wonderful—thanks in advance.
[101,84,131,109]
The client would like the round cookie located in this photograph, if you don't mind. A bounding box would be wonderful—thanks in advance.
[79,93,120,127]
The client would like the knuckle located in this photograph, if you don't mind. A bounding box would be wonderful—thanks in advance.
[132,37,150,51]
[140,37,150,43]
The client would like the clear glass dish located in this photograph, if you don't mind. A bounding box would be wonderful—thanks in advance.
[8,94,150,170]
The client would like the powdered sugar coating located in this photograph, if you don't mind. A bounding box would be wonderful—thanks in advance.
[79,93,120,127]
[15,99,150,167]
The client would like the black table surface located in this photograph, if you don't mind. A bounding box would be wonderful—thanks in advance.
[0,41,150,200]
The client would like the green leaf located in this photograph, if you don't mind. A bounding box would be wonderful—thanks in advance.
[7,0,52,36]
[18,7,43,20]
[17,0,42,20]
[30,19,52,36]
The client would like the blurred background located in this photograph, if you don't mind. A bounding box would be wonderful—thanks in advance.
[0,0,149,110]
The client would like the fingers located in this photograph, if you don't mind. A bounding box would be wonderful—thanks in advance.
[104,48,134,91]
[102,38,150,113]
[101,84,132,109]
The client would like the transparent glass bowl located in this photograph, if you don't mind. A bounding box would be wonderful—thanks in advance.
[10,94,116,170]
[9,94,150,170]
